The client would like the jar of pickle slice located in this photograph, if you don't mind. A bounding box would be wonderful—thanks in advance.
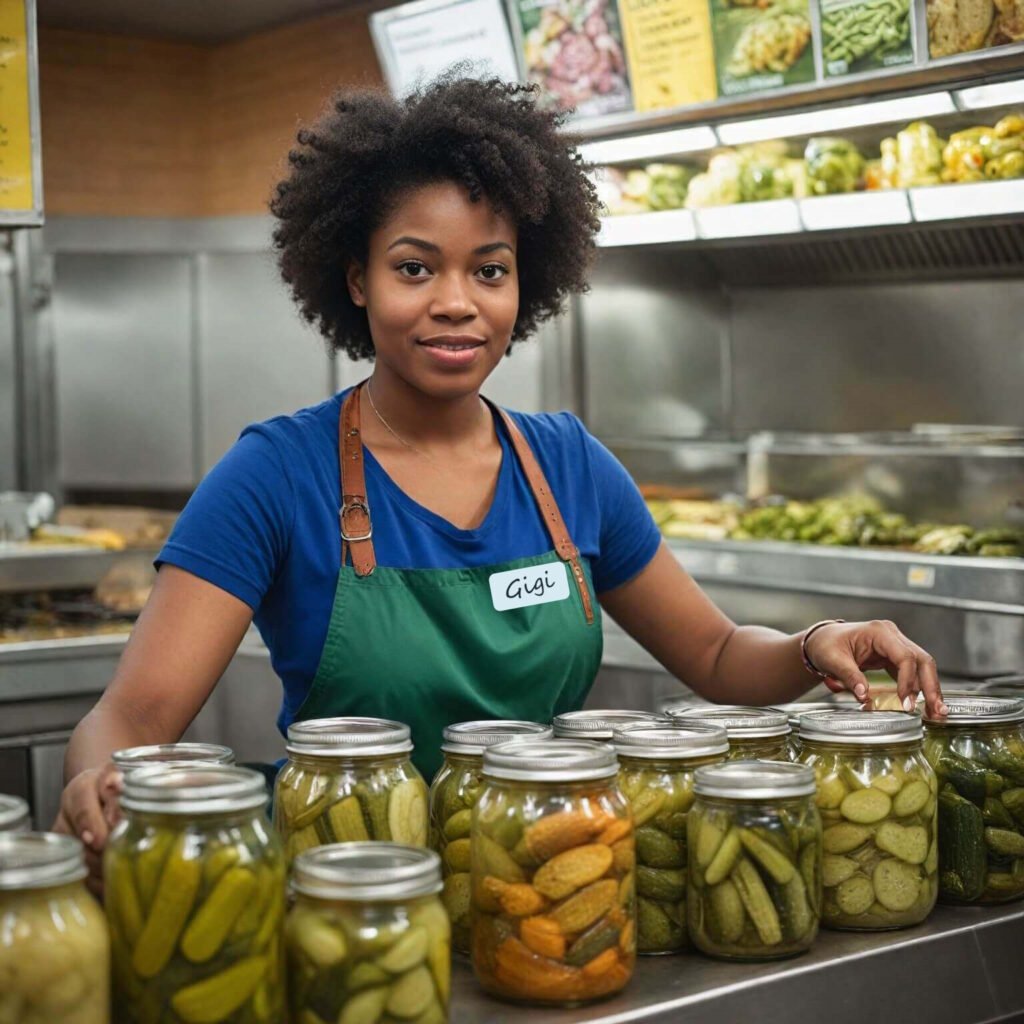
[274,718,429,862]
[287,843,449,1024]
[923,695,1024,905]
[612,722,729,954]
[688,761,821,961]
[105,765,286,1024]
[0,794,30,832]
[113,743,235,773]
[472,739,635,1007]
[552,709,664,742]
[798,710,937,930]
[669,706,792,761]
[772,702,854,759]
[431,720,552,954]
[0,832,109,1024]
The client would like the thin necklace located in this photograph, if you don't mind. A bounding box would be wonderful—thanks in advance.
[365,380,441,466]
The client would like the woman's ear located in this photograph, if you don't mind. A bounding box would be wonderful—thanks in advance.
[346,261,367,308]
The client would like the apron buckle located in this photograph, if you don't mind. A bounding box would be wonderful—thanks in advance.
[340,500,373,542]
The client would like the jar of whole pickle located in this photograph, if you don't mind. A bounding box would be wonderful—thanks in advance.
[275,717,429,861]
[431,720,553,954]
[923,695,1024,905]
[612,722,729,954]
[669,705,792,761]
[552,709,664,742]
[798,710,937,930]
[688,761,821,960]
[113,743,235,773]
[287,843,450,1023]
[471,739,636,1006]
[0,794,30,832]
[0,832,109,1023]
[772,702,853,759]
[105,765,286,1023]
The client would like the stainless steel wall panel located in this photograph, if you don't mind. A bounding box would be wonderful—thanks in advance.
[0,246,16,489]
[52,253,194,488]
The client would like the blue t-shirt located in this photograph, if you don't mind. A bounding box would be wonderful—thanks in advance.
[157,389,662,736]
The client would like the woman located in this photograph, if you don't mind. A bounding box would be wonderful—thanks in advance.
[56,75,945,882]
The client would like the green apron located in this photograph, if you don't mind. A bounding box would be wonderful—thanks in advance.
[293,383,604,781]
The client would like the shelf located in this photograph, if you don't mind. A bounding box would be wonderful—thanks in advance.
[0,544,158,593]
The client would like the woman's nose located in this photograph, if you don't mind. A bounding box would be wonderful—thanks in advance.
[430,273,477,320]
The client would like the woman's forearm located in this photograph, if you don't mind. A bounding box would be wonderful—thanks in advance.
[63,699,177,783]
[703,624,814,706]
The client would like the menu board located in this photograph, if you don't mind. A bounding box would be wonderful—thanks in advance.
[618,0,717,110]
[709,0,817,97]
[820,0,915,77]
[925,0,1021,59]
[0,0,42,225]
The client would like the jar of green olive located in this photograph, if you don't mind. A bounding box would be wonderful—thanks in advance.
[286,843,450,1024]
[612,722,729,953]
[0,794,30,832]
[669,706,792,761]
[923,695,1024,904]
[105,765,286,1023]
[798,710,937,929]
[688,761,821,961]
[431,720,552,954]
[472,739,636,1006]
[274,718,429,861]
[0,832,110,1023]
[112,742,235,774]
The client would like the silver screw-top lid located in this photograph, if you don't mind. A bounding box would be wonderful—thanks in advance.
[552,709,664,741]
[0,795,30,832]
[924,695,1024,726]
[0,833,86,890]
[695,760,816,800]
[613,722,729,760]
[772,702,855,730]
[292,843,442,901]
[112,743,235,772]
[287,717,413,758]
[121,765,269,816]
[668,705,791,739]
[484,739,618,782]
[442,720,553,756]
[800,709,923,744]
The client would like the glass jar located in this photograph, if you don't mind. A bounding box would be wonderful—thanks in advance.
[552,709,664,742]
[613,722,729,954]
[798,710,937,930]
[0,794,30,832]
[773,702,853,759]
[274,718,429,861]
[923,695,1024,905]
[105,765,286,1023]
[113,743,235,773]
[430,720,552,954]
[687,761,821,961]
[669,706,792,761]
[286,843,449,1024]
[471,739,635,1007]
[0,832,109,1023]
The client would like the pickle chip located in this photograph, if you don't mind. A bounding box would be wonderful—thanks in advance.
[873,859,920,912]
[388,781,429,846]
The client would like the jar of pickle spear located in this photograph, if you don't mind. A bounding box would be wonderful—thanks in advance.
[286,843,450,1024]
[0,832,110,1023]
[105,765,286,1024]
[431,720,552,954]
[668,706,792,761]
[772,702,852,758]
[923,696,1024,904]
[0,794,30,832]
[275,718,429,862]
[471,739,636,1006]
[688,761,821,960]
[798,710,937,930]
[612,721,729,953]
[552,709,664,742]
[113,743,235,774]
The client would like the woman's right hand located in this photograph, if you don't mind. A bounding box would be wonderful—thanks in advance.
[53,764,124,895]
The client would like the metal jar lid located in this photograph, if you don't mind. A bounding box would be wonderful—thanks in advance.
[613,722,729,760]
[287,717,413,758]
[0,794,30,832]
[924,695,1024,727]
[800,710,923,745]
[442,720,553,757]
[0,833,86,890]
[112,743,235,771]
[121,765,269,816]
[695,760,816,800]
[292,842,442,902]
[552,709,664,741]
[668,705,790,739]
[484,739,618,782]
[772,702,854,730]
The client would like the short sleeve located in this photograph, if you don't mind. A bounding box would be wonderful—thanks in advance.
[156,426,296,611]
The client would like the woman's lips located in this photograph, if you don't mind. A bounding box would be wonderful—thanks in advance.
[416,336,486,368]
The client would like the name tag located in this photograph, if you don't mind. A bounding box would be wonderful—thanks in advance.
[489,561,571,612]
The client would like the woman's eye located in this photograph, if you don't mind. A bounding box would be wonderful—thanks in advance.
[397,261,430,278]
[479,264,509,281]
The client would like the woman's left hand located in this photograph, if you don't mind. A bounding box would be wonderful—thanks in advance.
[803,619,947,718]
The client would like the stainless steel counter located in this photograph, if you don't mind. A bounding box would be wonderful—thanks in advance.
[452,902,1024,1024]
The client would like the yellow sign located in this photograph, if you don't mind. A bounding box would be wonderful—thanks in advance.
[619,0,717,112]
[0,0,39,219]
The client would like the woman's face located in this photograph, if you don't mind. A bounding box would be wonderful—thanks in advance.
[347,180,519,400]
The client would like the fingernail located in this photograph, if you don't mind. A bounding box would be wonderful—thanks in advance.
[82,831,94,846]
[938,702,949,715]
[854,685,867,700]
[903,696,915,712]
